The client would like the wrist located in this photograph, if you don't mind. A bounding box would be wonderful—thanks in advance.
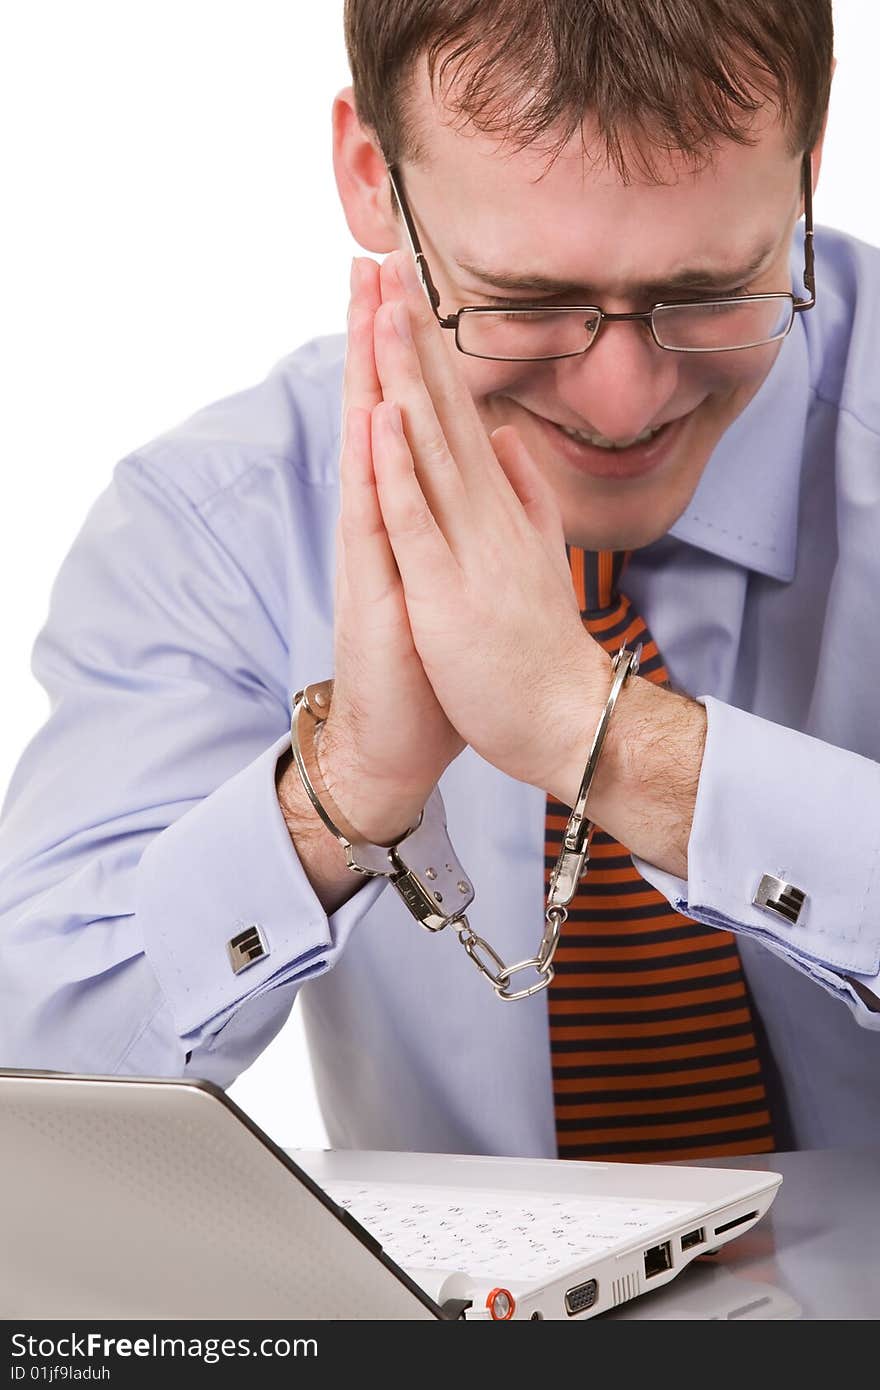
[275,748,360,914]
[546,646,614,808]
[312,718,427,847]
[584,676,707,877]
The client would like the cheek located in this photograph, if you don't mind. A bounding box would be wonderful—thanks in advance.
[462,346,778,407]
[685,342,781,405]
[455,355,553,414]
[456,356,543,402]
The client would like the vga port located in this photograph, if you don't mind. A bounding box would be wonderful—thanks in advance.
[564,1278,598,1315]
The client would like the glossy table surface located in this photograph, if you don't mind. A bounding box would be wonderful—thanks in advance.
[606,1147,880,1320]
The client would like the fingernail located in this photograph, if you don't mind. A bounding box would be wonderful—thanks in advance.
[386,403,403,435]
[391,301,412,343]
[398,250,420,292]
[350,257,360,293]
[385,250,405,286]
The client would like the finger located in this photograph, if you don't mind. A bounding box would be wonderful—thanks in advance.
[339,403,403,607]
[379,248,500,494]
[371,297,474,553]
[370,400,460,612]
[342,257,383,434]
[333,511,346,612]
[490,424,566,544]
[339,261,389,610]
[378,254,522,527]
[490,426,576,596]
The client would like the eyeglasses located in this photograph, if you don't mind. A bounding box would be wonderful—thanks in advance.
[385,155,816,361]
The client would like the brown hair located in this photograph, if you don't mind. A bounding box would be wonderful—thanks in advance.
[343,0,833,180]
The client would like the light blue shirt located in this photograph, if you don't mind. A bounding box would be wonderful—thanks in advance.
[2,225,879,1156]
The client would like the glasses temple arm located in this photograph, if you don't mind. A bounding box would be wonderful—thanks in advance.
[801,151,816,303]
[385,163,443,314]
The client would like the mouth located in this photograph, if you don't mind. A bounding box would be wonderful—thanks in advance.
[530,410,689,480]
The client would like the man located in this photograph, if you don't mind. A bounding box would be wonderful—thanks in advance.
[1,0,877,1162]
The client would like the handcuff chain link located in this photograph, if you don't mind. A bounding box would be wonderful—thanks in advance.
[453,902,568,1000]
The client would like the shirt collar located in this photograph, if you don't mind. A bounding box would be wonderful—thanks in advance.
[666,312,811,582]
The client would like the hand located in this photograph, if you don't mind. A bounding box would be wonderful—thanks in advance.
[367,249,612,801]
[318,256,465,844]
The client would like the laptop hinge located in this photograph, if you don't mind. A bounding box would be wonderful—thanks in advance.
[440,1298,472,1320]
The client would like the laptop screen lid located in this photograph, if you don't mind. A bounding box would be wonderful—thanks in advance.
[0,1071,443,1321]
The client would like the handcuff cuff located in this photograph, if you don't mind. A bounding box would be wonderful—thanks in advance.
[289,641,641,1002]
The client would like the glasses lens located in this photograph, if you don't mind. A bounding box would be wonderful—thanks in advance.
[456,308,601,361]
[652,296,794,351]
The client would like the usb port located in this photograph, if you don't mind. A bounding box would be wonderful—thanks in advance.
[643,1241,672,1279]
[681,1227,705,1252]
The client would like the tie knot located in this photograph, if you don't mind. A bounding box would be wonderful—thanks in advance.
[566,546,632,618]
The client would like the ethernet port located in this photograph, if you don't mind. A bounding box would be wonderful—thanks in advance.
[643,1241,673,1279]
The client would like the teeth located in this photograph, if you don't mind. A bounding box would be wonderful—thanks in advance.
[559,424,661,449]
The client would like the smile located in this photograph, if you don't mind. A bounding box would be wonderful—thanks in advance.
[556,423,664,450]
[528,409,689,481]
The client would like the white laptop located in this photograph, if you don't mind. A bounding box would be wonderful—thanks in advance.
[0,1071,781,1321]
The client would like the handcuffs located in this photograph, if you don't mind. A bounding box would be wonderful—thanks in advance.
[289,642,641,1002]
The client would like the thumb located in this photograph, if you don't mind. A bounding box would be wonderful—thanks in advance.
[490,425,571,587]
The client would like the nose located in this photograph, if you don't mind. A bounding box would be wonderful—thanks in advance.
[554,317,681,441]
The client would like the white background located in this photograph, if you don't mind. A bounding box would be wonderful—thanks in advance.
[1,1,878,1149]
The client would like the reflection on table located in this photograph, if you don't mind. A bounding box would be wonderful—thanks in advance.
[605,1147,879,1320]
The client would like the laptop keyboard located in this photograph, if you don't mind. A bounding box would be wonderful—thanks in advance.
[326,1180,701,1280]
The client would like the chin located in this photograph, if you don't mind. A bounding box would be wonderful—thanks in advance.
[559,456,708,552]
[562,516,671,552]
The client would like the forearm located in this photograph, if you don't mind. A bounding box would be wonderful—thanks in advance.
[553,674,708,879]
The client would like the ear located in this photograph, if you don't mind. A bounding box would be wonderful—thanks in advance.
[332,86,401,254]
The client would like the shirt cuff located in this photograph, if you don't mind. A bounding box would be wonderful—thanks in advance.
[136,733,385,1044]
[632,695,880,1023]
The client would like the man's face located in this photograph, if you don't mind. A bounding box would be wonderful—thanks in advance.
[390,70,805,551]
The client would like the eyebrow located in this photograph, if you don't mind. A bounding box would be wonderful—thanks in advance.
[453,245,778,299]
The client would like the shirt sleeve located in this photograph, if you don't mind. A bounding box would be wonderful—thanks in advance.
[631,694,880,1030]
[0,454,385,1084]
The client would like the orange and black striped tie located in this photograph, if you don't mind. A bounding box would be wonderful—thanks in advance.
[546,547,775,1163]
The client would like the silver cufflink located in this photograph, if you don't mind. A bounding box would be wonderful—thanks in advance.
[752,874,806,925]
[227,924,269,974]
